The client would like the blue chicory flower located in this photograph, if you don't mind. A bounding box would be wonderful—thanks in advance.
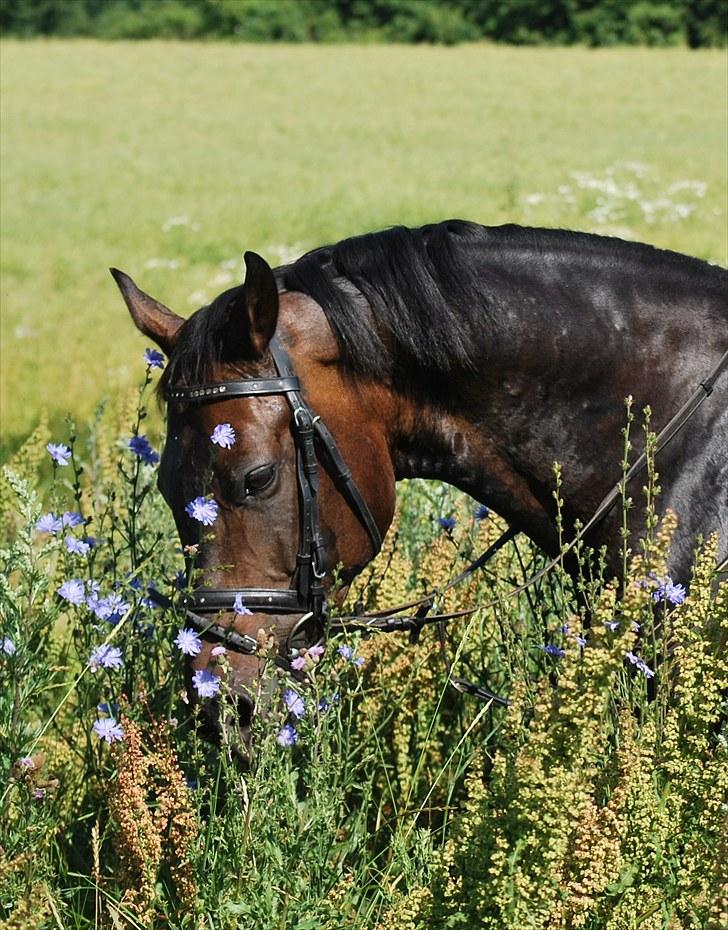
[94,593,130,625]
[652,577,686,606]
[144,347,165,369]
[233,593,252,615]
[2,637,16,656]
[128,435,160,465]
[604,621,620,632]
[437,516,457,532]
[337,645,353,661]
[185,496,219,526]
[192,669,221,698]
[625,650,655,679]
[474,504,490,521]
[88,644,124,671]
[277,723,299,748]
[283,688,305,719]
[97,702,120,716]
[36,513,62,534]
[65,536,90,556]
[61,511,84,528]
[175,628,202,656]
[541,644,566,658]
[93,717,124,743]
[47,443,71,466]
[58,579,86,605]
[211,423,236,449]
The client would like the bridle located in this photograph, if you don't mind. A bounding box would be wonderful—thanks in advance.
[162,335,382,660]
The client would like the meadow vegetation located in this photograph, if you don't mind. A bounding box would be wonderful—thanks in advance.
[1,40,727,928]
[0,370,726,928]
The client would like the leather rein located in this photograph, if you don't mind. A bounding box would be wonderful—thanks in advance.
[156,342,728,702]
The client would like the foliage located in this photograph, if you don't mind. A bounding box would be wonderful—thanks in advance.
[1,357,726,928]
[0,0,726,46]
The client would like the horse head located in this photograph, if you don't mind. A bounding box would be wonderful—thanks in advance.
[113,252,395,733]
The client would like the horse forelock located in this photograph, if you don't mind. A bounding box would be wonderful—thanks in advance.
[157,284,250,401]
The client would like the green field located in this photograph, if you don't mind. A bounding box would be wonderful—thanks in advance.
[1,40,726,450]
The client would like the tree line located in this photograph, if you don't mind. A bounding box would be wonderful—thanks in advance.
[1,0,725,47]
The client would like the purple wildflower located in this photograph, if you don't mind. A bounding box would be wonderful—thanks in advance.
[36,513,62,534]
[233,593,252,615]
[65,536,90,556]
[337,645,353,660]
[175,628,202,656]
[308,643,325,660]
[2,637,16,656]
[474,504,490,521]
[210,645,227,658]
[625,651,655,679]
[576,635,587,647]
[354,656,365,668]
[185,496,219,526]
[94,593,130,624]
[290,655,307,671]
[33,788,46,802]
[541,644,565,658]
[93,717,124,743]
[88,644,124,671]
[61,511,84,528]
[283,688,305,719]
[277,723,299,748]
[211,423,236,449]
[19,756,35,770]
[47,443,71,466]
[652,577,686,606]
[192,669,221,698]
[144,347,165,369]
[97,702,119,716]
[438,516,457,532]
[58,579,86,605]
[128,435,160,465]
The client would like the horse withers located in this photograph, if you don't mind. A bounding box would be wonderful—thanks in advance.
[113,221,728,728]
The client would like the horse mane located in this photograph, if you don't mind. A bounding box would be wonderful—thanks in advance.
[161,220,726,394]
[277,220,726,378]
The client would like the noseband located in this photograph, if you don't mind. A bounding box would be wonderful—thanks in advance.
[166,336,383,659]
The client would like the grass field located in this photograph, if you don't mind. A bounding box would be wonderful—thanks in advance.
[1,40,727,451]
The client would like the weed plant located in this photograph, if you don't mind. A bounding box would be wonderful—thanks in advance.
[0,356,726,929]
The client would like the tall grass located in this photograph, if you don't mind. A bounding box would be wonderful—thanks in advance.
[1,41,726,448]
[1,354,725,929]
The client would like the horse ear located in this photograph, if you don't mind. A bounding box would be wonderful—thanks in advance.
[110,268,184,354]
[239,251,279,357]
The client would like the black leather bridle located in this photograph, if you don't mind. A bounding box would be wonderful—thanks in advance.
[164,335,382,659]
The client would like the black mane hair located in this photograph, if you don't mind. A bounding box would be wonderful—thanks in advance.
[278,220,497,377]
[162,220,726,394]
[278,219,725,379]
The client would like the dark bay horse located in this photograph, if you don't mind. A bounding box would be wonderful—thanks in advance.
[113,221,727,717]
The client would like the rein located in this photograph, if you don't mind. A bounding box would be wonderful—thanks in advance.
[161,342,727,705]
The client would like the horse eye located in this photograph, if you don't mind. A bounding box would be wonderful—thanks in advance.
[245,464,276,496]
